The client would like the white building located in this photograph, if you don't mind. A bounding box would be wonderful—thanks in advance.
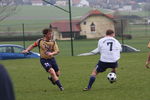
[118,5,132,11]
[77,0,89,7]
[147,19,150,24]
[31,0,43,6]
[56,1,67,6]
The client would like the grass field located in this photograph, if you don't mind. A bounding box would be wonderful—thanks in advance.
[0,39,150,100]
[0,52,150,100]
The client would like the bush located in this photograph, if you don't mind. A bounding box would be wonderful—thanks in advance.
[0,35,42,41]
[118,34,132,40]
[75,35,87,40]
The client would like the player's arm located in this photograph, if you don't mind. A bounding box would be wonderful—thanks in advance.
[97,39,102,53]
[116,40,122,52]
[46,41,60,56]
[118,42,122,52]
[22,40,39,53]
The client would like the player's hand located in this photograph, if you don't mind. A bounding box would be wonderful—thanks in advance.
[21,50,29,54]
[46,52,54,56]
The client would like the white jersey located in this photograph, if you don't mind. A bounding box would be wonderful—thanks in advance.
[98,36,122,62]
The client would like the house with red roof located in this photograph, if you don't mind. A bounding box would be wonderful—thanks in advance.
[51,9,115,40]
[51,20,81,40]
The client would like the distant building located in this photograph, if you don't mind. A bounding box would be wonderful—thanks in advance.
[79,10,114,39]
[146,19,150,24]
[51,20,80,40]
[23,0,31,5]
[77,0,89,7]
[31,0,43,6]
[72,0,81,6]
[56,1,67,6]
[51,9,115,40]
[118,5,132,11]
[148,19,150,24]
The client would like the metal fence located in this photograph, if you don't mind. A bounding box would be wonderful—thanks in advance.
[0,22,150,56]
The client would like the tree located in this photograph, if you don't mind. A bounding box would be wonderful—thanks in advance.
[143,3,150,11]
[43,0,56,5]
[0,0,17,22]
[14,0,23,5]
[113,10,128,37]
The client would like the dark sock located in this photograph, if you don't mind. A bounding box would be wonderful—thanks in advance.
[111,71,116,74]
[55,80,63,88]
[87,76,96,89]
[48,77,56,85]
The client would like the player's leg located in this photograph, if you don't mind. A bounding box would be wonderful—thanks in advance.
[48,68,58,80]
[51,57,60,77]
[40,58,55,85]
[111,68,116,73]
[40,58,64,90]
[83,61,108,91]
[109,62,118,73]
[109,62,118,83]
[145,52,150,68]
[83,61,106,91]
[48,58,61,83]
[56,70,60,76]
[48,76,56,85]
[48,70,60,85]
[48,68,64,91]
[83,68,98,91]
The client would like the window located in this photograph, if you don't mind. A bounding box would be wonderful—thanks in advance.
[5,47,12,53]
[13,47,23,53]
[0,47,6,53]
[83,21,86,25]
[90,22,95,32]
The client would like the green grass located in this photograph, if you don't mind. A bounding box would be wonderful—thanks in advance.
[119,10,150,17]
[0,39,150,100]
[0,52,150,100]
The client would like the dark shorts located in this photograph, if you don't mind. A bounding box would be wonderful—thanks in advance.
[96,61,118,73]
[40,57,59,72]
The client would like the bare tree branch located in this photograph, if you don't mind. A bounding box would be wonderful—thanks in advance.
[0,0,17,22]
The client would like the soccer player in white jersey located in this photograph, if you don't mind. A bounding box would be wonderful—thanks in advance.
[83,29,122,91]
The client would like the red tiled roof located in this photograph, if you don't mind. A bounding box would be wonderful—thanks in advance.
[72,0,81,5]
[88,9,103,15]
[51,20,80,32]
[105,14,114,19]
[51,10,114,33]
[81,9,114,22]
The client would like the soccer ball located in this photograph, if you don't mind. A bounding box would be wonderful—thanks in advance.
[107,72,117,83]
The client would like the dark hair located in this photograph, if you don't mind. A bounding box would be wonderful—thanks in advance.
[42,28,52,35]
[106,29,114,35]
